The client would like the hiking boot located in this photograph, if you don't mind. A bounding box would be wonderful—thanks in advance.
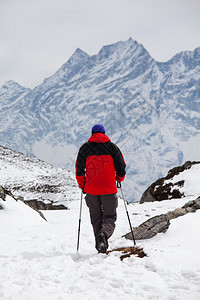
[97,232,108,253]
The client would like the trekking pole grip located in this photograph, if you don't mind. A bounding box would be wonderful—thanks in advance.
[117,181,121,188]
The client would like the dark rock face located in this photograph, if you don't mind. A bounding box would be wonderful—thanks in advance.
[140,161,200,203]
[0,185,15,201]
[124,196,200,241]
[0,186,5,201]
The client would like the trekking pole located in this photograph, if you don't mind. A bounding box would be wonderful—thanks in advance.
[77,190,83,251]
[117,182,136,246]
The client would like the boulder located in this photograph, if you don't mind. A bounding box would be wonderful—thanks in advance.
[124,214,170,240]
[140,161,200,203]
[124,196,200,241]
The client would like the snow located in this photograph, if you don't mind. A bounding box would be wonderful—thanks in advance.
[1,194,200,300]
[0,196,45,227]
[166,163,200,197]
[0,143,200,299]
[0,145,78,206]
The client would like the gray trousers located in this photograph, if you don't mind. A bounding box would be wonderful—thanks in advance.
[85,193,118,249]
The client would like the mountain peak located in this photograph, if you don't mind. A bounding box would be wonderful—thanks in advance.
[68,48,90,64]
[99,38,136,52]
[96,38,150,61]
[1,80,21,89]
[1,80,29,92]
[42,48,90,84]
[128,37,134,42]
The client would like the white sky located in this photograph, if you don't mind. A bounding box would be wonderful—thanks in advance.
[0,0,200,88]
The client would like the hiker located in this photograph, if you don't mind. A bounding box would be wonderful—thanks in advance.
[75,124,126,253]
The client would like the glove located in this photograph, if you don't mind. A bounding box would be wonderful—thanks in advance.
[117,181,121,188]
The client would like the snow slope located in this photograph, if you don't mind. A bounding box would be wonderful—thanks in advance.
[165,163,200,197]
[0,145,79,207]
[0,194,200,300]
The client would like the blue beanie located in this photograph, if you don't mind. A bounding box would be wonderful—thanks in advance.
[92,124,105,134]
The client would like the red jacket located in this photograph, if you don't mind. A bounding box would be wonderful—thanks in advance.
[75,133,126,195]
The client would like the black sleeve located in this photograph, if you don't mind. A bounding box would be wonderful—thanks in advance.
[75,144,87,176]
[111,143,126,177]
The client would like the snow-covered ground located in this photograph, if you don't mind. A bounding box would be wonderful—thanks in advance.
[1,146,200,299]
[0,145,78,206]
[0,194,200,300]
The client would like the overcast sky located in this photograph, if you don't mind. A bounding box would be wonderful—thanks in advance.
[0,0,200,88]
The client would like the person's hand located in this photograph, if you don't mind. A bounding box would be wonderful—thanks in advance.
[117,181,121,188]
[82,188,86,194]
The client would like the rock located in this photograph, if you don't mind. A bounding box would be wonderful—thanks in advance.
[182,200,195,208]
[166,207,190,219]
[193,198,200,210]
[165,161,197,180]
[182,198,200,210]
[24,199,68,210]
[185,206,196,213]
[1,184,68,211]
[125,196,200,240]
[0,185,15,201]
[140,161,200,203]
[0,186,6,201]
[139,187,156,204]
[123,214,170,240]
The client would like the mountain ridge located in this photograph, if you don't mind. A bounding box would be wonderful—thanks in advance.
[0,38,200,201]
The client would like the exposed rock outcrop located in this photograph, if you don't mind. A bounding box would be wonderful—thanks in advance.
[0,186,5,201]
[140,161,200,203]
[0,185,15,201]
[124,196,200,240]
[0,185,68,211]
[0,185,16,201]
[24,199,68,210]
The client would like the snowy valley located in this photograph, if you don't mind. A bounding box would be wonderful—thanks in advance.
[0,38,200,201]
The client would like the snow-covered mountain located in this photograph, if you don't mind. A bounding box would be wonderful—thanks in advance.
[0,38,200,201]
[0,145,79,208]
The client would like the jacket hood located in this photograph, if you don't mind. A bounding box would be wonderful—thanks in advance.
[88,133,111,143]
